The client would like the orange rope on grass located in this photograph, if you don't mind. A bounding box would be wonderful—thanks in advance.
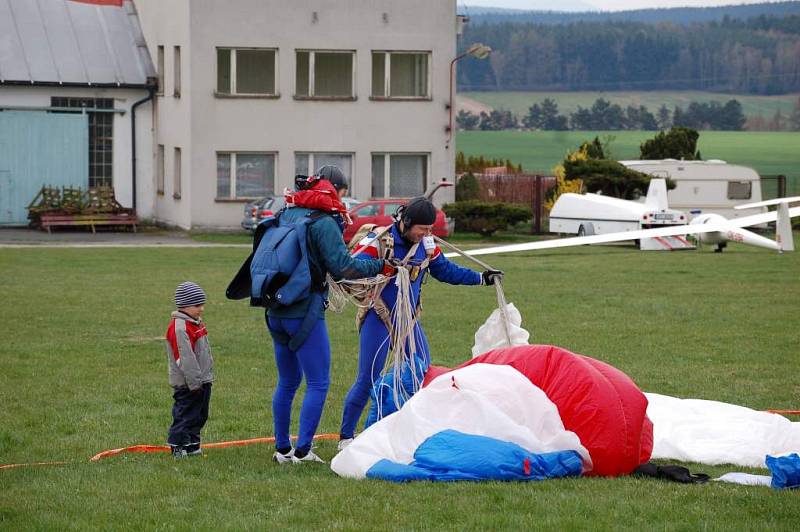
[2,434,341,470]
[766,409,800,416]
[89,433,339,462]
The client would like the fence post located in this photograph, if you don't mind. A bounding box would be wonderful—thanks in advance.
[532,175,543,234]
[778,174,786,198]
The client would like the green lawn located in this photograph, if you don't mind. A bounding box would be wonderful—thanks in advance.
[456,130,800,185]
[2,240,799,529]
[462,91,800,122]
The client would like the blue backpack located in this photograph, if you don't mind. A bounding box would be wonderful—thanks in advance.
[226,210,325,309]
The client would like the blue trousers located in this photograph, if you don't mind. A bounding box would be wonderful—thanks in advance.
[339,311,430,439]
[267,317,330,454]
[168,383,211,447]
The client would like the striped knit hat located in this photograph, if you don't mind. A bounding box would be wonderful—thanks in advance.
[175,281,207,308]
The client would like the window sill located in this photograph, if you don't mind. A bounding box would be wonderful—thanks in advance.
[215,197,259,203]
[157,190,164,196]
[293,95,357,102]
[214,92,280,99]
[369,96,432,102]
[173,193,181,200]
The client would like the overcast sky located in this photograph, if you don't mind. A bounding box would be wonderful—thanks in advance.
[460,0,781,12]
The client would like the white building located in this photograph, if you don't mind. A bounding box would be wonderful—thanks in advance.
[0,0,156,226]
[134,0,458,229]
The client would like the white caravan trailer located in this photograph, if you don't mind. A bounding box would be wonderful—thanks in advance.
[549,179,693,250]
[619,160,766,222]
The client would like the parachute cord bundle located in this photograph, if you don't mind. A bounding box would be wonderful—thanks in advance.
[326,273,389,313]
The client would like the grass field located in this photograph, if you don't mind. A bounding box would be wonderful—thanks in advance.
[456,130,800,185]
[2,239,800,529]
[461,91,800,122]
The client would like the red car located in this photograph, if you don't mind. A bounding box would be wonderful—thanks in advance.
[344,198,451,243]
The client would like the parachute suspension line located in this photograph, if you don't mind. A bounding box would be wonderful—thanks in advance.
[386,267,421,410]
[432,235,514,347]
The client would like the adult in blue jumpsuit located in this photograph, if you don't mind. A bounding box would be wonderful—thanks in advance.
[267,167,387,463]
[338,197,503,448]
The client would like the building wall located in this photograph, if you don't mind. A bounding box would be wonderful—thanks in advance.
[135,0,193,229]
[0,85,154,219]
[136,0,456,229]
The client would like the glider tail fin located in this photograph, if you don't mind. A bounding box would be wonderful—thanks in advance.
[776,201,795,252]
[644,178,669,211]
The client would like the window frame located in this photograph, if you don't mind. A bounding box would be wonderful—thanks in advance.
[156,144,165,195]
[215,47,280,98]
[294,49,357,101]
[371,152,430,199]
[215,151,278,201]
[173,46,181,98]
[294,151,355,185]
[370,50,432,100]
[173,147,182,199]
[156,45,164,96]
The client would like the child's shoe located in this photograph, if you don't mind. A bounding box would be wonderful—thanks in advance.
[171,445,188,459]
[272,448,295,464]
[186,443,203,456]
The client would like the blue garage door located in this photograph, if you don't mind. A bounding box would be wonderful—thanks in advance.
[0,111,88,225]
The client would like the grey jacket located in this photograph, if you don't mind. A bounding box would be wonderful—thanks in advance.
[165,311,214,390]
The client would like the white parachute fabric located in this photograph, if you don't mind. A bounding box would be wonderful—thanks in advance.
[471,302,530,358]
[645,393,800,468]
[331,364,591,479]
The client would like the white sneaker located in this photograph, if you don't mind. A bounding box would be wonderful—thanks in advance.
[291,450,325,464]
[272,448,295,464]
[337,438,354,452]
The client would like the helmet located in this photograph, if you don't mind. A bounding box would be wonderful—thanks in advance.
[315,165,348,192]
[397,196,436,227]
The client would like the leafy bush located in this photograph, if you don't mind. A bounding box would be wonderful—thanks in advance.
[456,173,480,201]
[443,201,531,236]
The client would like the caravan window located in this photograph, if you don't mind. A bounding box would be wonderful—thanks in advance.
[727,181,752,200]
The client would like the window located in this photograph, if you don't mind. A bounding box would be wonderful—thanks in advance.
[294,152,353,185]
[173,147,182,199]
[295,50,355,98]
[156,144,164,195]
[216,152,276,199]
[217,48,277,96]
[727,181,752,200]
[173,46,181,98]
[353,203,379,217]
[156,45,164,95]
[371,153,428,198]
[50,97,114,188]
[371,52,430,99]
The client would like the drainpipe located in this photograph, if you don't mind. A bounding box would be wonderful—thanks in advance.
[130,83,156,211]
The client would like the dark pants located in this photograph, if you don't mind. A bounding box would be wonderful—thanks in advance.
[168,383,211,448]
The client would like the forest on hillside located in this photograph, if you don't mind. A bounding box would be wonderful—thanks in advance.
[458,13,800,94]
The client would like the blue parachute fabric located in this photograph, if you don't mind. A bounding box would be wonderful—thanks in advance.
[767,453,800,489]
[364,354,428,430]
[366,429,584,483]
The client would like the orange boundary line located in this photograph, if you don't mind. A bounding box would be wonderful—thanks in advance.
[767,409,800,416]
[0,461,70,471]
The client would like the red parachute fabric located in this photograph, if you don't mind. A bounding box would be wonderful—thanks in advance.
[424,345,653,477]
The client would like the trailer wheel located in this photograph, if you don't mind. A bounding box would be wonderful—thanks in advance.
[577,225,586,237]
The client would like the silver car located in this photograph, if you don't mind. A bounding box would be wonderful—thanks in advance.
[241,196,286,232]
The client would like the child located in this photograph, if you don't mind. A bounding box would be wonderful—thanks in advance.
[165,281,214,458]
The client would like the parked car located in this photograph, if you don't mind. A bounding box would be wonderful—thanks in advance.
[241,196,286,232]
[341,196,361,211]
[343,198,451,243]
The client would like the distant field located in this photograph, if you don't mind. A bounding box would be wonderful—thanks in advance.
[456,130,800,193]
[460,91,800,121]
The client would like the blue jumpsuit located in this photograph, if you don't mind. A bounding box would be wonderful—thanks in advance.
[339,223,482,439]
[267,207,383,455]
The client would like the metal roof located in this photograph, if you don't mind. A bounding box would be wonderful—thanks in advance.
[0,0,155,87]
